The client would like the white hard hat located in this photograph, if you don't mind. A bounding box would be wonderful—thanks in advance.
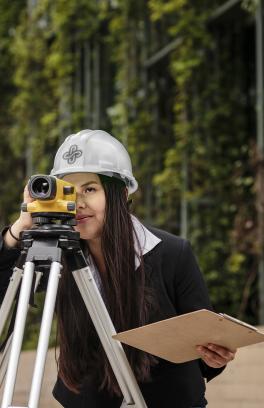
[50,129,138,194]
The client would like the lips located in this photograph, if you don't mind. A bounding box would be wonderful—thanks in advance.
[76,214,93,222]
[76,214,88,220]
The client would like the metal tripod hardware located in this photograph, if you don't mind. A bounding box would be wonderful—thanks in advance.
[0,224,147,408]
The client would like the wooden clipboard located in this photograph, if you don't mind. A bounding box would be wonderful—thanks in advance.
[113,309,264,363]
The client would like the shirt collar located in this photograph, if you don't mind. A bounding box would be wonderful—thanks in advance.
[83,215,161,271]
[131,215,161,269]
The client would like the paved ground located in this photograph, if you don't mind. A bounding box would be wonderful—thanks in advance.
[0,348,61,408]
[1,330,264,407]
[206,334,264,408]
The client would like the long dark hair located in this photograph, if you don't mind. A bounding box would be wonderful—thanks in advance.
[56,175,158,395]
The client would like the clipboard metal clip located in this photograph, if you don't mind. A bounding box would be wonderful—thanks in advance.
[219,313,258,332]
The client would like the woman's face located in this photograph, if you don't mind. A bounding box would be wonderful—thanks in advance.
[63,172,106,241]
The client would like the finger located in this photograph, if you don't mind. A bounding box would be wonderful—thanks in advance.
[197,346,226,366]
[24,184,30,197]
[202,355,225,368]
[208,343,237,355]
[207,344,236,361]
[23,184,34,203]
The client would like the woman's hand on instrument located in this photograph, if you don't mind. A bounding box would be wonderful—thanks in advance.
[4,184,34,247]
[17,184,34,229]
[196,343,237,368]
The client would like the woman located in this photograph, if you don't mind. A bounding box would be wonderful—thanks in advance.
[0,129,236,408]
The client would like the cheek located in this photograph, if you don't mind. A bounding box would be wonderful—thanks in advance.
[97,204,106,223]
[95,195,106,220]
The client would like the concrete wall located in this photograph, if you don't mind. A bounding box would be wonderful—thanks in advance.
[1,334,264,407]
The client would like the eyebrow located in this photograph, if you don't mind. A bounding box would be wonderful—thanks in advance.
[80,181,99,188]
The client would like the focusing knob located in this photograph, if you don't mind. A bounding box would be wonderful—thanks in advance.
[67,202,76,211]
[64,186,74,195]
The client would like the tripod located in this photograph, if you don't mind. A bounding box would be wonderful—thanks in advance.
[0,218,147,408]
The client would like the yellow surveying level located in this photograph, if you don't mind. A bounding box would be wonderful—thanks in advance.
[21,175,76,217]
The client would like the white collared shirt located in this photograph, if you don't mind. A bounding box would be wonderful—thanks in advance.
[86,215,161,289]
[131,215,161,269]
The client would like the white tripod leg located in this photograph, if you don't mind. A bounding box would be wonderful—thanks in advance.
[0,335,12,388]
[28,261,61,408]
[0,268,23,337]
[1,261,35,408]
[73,266,147,408]
[0,270,43,391]
[0,268,23,388]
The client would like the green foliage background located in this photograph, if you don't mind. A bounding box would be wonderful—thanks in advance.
[0,0,260,348]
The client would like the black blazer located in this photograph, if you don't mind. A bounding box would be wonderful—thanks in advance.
[0,226,224,407]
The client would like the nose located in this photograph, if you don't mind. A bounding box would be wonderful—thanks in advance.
[76,192,87,209]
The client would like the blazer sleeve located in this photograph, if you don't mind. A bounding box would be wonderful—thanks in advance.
[0,227,21,303]
[173,239,225,382]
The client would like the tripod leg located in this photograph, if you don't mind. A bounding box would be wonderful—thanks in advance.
[0,270,43,394]
[0,267,23,392]
[1,261,35,408]
[0,335,12,388]
[73,267,147,408]
[28,261,61,408]
[0,267,23,337]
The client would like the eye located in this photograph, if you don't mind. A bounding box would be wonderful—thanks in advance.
[84,186,96,193]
